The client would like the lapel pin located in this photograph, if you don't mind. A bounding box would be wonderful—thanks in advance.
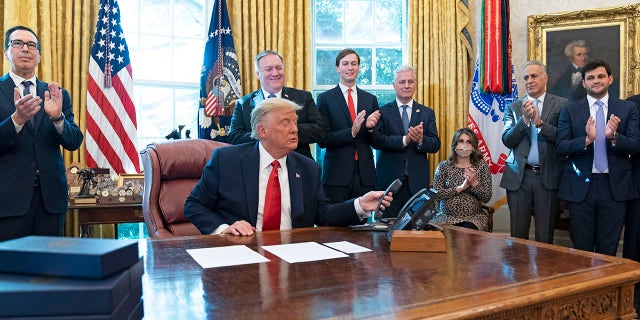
[296,173,300,179]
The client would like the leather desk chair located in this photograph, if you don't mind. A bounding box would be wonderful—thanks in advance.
[140,139,228,238]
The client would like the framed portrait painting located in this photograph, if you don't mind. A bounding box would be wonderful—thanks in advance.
[527,4,640,100]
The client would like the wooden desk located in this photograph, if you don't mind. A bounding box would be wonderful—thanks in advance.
[69,203,143,238]
[141,226,640,319]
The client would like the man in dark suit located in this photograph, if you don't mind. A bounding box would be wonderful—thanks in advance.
[228,50,324,159]
[501,61,568,244]
[551,40,588,101]
[372,65,440,219]
[556,59,640,256]
[0,26,83,241]
[624,93,640,310]
[185,97,391,236]
[316,49,381,203]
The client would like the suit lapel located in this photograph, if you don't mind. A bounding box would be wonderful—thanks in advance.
[578,99,591,125]
[335,85,352,123]
[242,144,261,225]
[286,156,303,221]
[0,74,16,104]
[409,101,422,128]
[32,80,47,132]
[386,101,404,133]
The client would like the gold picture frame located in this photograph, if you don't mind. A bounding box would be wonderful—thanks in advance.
[527,4,640,99]
[118,174,144,188]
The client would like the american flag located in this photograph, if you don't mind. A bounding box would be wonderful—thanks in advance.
[86,0,140,174]
[198,0,242,141]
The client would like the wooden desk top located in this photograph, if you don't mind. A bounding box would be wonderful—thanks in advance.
[141,226,640,319]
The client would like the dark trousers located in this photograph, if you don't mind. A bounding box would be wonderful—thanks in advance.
[0,186,65,242]
[567,174,625,256]
[506,169,558,244]
[323,161,374,204]
[624,197,640,309]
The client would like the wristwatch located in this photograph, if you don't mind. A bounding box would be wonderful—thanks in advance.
[613,131,618,140]
[50,112,65,122]
[534,120,544,128]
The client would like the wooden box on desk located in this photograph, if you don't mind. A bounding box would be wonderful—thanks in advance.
[390,230,446,252]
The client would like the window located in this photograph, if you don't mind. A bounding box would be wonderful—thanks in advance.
[312,0,408,102]
[119,0,213,148]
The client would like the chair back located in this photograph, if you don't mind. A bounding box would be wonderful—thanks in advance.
[140,139,228,238]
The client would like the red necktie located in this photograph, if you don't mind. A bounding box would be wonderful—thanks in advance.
[347,88,358,160]
[263,160,281,231]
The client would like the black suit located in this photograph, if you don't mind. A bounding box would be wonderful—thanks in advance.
[0,74,83,241]
[556,96,640,255]
[184,143,363,234]
[551,65,586,102]
[317,85,378,202]
[372,100,440,218]
[228,87,325,158]
[625,94,640,309]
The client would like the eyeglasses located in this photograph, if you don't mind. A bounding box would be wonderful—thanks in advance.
[8,39,39,50]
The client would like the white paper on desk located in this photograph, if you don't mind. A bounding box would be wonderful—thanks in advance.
[323,241,372,254]
[261,242,348,263]
[186,245,269,269]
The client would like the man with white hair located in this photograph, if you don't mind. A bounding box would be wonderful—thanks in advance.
[185,97,392,235]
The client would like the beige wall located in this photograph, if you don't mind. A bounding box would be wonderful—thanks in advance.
[472,0,638,96]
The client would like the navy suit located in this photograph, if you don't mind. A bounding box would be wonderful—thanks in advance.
[0,74,83,240]
[372,100,440,218]
[624,94,640,310]
[556,96,640,255]
[184,143,363,234]
[228,87,325,159]
[317,85,378,202]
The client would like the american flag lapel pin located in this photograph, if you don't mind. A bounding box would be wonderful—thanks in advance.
[416,109,420,113]
[296,172,300,179]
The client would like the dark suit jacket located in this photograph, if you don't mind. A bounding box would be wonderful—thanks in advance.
[372,100,440,193]
[0,74,83,218]
[501,93,568,191]
[316,85,378,187]
[227,87,325,158]
[628,94,640,184]
[184,143,363,234]
[551,65,587,102]
[556,97,640,202]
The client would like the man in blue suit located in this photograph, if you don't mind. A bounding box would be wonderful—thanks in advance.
[228,50,325,159]
[0,26,83,241]
[556,59,640,256]
[316,49,381,203]
[185,97,391,236]
[372,65,440,219]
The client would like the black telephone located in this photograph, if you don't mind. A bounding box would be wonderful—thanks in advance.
[385,188,438,241]
[374,178,403,219]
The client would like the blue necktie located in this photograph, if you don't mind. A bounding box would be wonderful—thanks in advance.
[527,99,540,165]
[22,81,34,125]
[267,93,276,98]
[594,100,608,172]
[401,105,409,134]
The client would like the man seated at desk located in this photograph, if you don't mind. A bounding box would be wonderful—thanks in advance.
[185,98,392,236]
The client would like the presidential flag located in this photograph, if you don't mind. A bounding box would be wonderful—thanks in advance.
[86,0,140,174]
[468,59,518,205]
[198,0,242,141]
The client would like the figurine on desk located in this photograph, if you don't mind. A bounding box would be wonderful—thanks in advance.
[76,168,97,199]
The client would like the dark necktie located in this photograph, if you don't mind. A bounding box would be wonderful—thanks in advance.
[263,160,281,231]
[401,105,409,134]
[594,100,607,172]
[267,93,276,98]
[22,81,34,125]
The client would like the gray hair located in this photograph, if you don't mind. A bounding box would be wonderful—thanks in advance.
[564,40,588,60]
[393,65,416,83]
[254,50,284,71]
[523,60,547,75]
[250,97,301,140]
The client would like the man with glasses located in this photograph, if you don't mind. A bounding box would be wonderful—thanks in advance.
[0,25,83,241]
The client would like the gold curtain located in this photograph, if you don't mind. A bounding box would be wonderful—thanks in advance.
[2,0,110,238]
[227,0,311,93]
[409,0,473,174]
